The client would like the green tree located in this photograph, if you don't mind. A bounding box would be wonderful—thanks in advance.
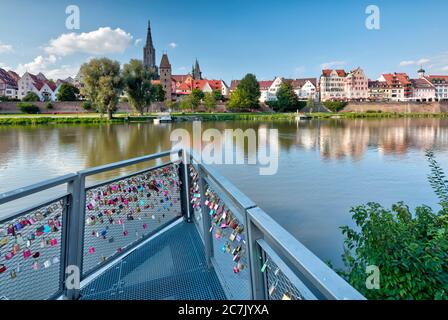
[22,92,40,102]
[203,92,217,112]
[56,83,80,101]
[180,95,196,112]
[213,89,223,102]
[227,73,260,110]
[275,82,300,112]
[151,84,166,102]
[80,58,123,119]
[306,96,315,112]
[122,59,153,115]
[338,151,448,300]
[191,88,205,102]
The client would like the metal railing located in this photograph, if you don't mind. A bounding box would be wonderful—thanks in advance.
[0,148,364,300]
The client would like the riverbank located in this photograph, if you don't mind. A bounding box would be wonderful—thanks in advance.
[1,111,448,125]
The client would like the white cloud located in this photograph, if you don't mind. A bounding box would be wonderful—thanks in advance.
[16,55,77,79]
[320,61,346,69]
[169,42,178,49]
[134,38,142,46]
[0,42,14,54]
[399,60,415,66]
[442,66,448,71]
[399,58,430,67]
[45,27,133,56]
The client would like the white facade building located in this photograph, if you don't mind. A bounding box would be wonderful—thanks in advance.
[320,69,347,101]
[345,67,369,100]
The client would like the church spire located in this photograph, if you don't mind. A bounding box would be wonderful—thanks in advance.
[192,58,202,80]
[143,19,157,76]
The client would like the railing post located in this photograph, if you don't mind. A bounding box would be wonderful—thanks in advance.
[64,174,86,300]
[246,215,268,300]
[178,149,191,223]
[198,164,213,268]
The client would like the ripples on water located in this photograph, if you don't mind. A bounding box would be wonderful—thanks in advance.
[1,118,447,267]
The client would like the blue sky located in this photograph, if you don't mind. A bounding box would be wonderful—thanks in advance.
[0,0,447,82]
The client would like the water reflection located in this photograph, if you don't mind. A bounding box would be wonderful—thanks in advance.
[1,119,448,266]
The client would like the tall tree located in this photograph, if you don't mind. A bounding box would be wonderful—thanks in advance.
[191,88,205,102]
[80,58,123,119]
[227,73,260,110]
[203,92,217,112]
[275,82,300,112]
[122,59,153,115]
[151,84,166,102]
[56,83,80,101]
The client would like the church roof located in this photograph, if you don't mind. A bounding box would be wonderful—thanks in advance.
[160,54,171,69]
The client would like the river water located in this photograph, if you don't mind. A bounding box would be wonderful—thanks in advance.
[1,118,448,267]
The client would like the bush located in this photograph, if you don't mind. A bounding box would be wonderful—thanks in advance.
[323,101,348,112]
[22,92,40,102]
[17,102,40,114]
[0,96,20,102]
[45,102,53,110]
[339,150,448,300]
[82,101,93,111]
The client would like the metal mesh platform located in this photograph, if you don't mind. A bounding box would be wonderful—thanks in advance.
[80,221,227,300]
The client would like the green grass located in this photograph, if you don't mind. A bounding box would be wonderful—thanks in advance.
[1,111,447,126]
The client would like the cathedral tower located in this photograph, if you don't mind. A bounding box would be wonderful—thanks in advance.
[143,20,158,76]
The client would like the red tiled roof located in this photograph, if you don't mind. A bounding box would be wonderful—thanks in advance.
[258,80,273,89]
[172,74,192,83]
[411,78,435,89]
[286,78,317,89]
[230,80,240,90]
[382,73,411,86]
[0,68,18,88]
[425,75,448,83]
[322,69,346,77]
[192,79,222,91]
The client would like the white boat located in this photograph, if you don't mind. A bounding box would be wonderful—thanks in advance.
[154,112,172,124]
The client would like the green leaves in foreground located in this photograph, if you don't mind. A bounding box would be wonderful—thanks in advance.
[339,151,448,300]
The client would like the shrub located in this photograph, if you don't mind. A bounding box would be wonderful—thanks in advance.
[339,150,448,300]
[82,101,93,111]
[17,102,40,114]
[45,102,54,110]
[323,101,348,112]
[22,92,40,102]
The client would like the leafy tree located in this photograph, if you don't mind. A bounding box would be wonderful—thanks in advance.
[56,83,80,101]
[81,101,93,111]
[275,82,301,112]
[180,95,197,112]
[203,92,217,112]
[45,102,53,110]
[151,84,166,102]
[339,150,448,300]
[191,89,205,102]
[213,89,223,102]
[80,58,123,119]
[227,89,251,111]
[306,96,315,112]
[17,102,40,114]
[22,92,40,102]
[227,73,260,110]
[122,59,153,115]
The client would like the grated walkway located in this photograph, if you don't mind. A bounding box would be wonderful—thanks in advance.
[80,222,227,300]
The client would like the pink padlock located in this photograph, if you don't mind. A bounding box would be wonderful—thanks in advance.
[23,249,32,259]
[89,247,95,254]
[50,238,58,246]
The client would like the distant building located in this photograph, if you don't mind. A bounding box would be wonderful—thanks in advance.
[159,53,173,101]
[368,80,388,101]
[424,75,448,101]
[259,80,274,102]
[345,67,369,101]
[287,78,318,101]
[377,73,412,101]
[0,68,19,99]
[410,78,436,102]
[192,59,202,80]
[18,72,57,101]
[143,20,158,77]
[320,69,347,101]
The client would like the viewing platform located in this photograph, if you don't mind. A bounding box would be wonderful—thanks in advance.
[0,149,365,300]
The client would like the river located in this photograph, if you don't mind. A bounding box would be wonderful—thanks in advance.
[1,118,448,267]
